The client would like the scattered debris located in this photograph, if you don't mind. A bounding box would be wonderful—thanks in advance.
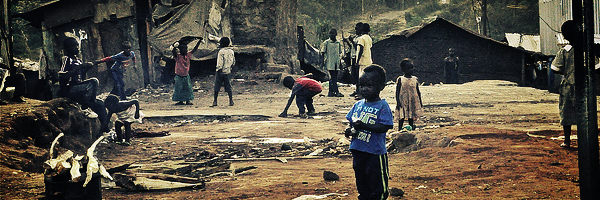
[292,193,348,200]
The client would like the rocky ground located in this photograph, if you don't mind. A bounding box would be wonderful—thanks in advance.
[0,76,593,199]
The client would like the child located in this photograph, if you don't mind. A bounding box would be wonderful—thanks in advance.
[59,37,109,133]
[443,48,460,84]
[550,20,580,148]
[172,37,202,105]
[279,74,322,117]
[212,37,235,106]
[344,64,393,199]
[105,94,143,146]
[321,28,344,97]
[95,41,136,100]
[395,58,423,131]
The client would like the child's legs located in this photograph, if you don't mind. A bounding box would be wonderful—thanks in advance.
[305,91,319,113]
[295,96,307,114]
[111,70,126,99]
[351,150,389,200]
[408,118,415,128]
[115,121,124,142]
[124,122,132,142]
[295,88,312,114]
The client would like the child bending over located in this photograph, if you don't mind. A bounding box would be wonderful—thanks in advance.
[105,94,144,146]
[279,75,323,117]
[395,58,423,131]
[344,64,393,199]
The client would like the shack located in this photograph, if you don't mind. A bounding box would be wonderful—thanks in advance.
[14,0,298,95]
[372,17,536,85]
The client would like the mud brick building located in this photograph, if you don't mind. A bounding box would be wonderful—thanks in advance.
[372,17,536,85]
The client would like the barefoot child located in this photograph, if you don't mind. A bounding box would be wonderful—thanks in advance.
[105,94,143,146]
[395,58,423,131]
[344,64,393,199]
[550,20,580,148]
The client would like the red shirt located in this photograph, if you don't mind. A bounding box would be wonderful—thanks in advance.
[296,77,322,92]
[175,51,192,76]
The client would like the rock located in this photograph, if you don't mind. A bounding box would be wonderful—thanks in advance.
[323,171,339,181]
[389,187,405,197]
[281,143,292,150]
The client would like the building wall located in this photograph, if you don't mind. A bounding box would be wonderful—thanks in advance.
[373,21,527,84]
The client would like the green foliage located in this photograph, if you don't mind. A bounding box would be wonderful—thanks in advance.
[298,0,539,45]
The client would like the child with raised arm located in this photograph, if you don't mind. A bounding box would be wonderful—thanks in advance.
[344,64,393,199]
[279,74,322,118]
[95,41,136,100]
[395,58,423,131]
[105,94,143,146]
[172,37,202,105]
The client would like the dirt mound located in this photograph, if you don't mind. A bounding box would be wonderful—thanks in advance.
[0,98,101,173]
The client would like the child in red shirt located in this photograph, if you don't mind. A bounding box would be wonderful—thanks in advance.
[279,75,322,117]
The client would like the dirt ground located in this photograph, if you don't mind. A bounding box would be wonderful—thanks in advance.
[0,77,593,199]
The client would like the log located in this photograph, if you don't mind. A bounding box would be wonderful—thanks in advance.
[114,173,205,191]
[134,173,204,184]
[224,156,322,162]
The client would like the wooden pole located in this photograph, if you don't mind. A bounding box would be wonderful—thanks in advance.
[297,25,305,64]
[573,0,600,199]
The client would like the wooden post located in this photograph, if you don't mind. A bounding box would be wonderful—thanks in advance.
[297,25,305,65]
[573,0,600,199]
[521,53,525,86]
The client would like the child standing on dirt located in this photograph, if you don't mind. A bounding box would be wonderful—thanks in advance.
[105,94,143,146]
[279,74,322,118]
[212,37,235,107]
[395,58,423,131]
[172,37,202,105]
[321,28,344,97]
[550,20,580,148]
[344,64,393,199]
[95,41,136,100]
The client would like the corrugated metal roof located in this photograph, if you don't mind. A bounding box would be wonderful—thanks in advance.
[505,33,541,52]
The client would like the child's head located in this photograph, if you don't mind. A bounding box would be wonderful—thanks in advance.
[63,37,80,56]
[104,94,120,112]
[448,48,455,56]
[122,41,132,56]
[355,22,363,35]
[362,23,371,34]
[561,20,581,45]
[400,58,414,75]
[219,37,231,48]
[359,64,387,101]
[282,76,295,89]
[178,44,188,55]
[329,29,337,40]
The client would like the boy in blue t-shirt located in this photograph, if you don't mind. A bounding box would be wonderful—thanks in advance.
[95,41,136,100]
[344,64,393,199]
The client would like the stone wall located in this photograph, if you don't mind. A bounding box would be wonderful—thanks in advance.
[230,0,299,74]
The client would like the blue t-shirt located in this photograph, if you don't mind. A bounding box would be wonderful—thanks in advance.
[346,99,394,155]
[110,51,135,72]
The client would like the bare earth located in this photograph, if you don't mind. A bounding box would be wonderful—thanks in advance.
[1,78,591,199]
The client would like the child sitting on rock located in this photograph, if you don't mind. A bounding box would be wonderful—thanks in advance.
[105,94,144,146]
